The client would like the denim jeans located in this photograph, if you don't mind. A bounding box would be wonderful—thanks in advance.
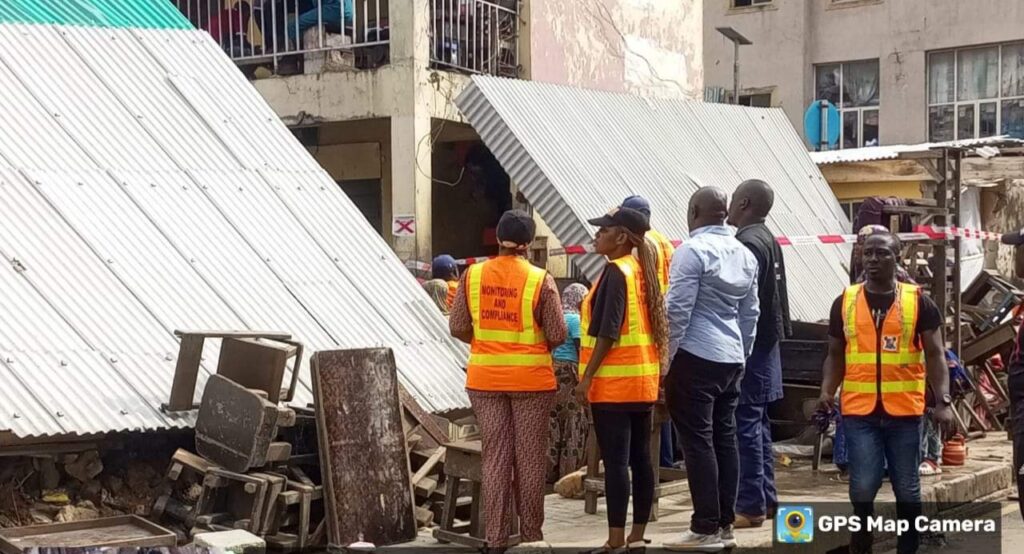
[735,402,778,516]
[844,414,923,554]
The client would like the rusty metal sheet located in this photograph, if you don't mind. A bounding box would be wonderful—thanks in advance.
[312,348,416,547]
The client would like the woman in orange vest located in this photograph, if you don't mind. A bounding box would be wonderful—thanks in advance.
[575,207,670,553]
[449,210,567,552]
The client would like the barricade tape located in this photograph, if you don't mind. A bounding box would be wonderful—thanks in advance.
[404,226,1004,271]
[547,225,1003,257]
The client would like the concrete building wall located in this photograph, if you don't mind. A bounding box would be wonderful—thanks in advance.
[705,0,1024,145]
[527,0,703,100]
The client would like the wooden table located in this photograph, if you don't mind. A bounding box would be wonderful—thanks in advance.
[583,403,688,521]
[433,440,520,549]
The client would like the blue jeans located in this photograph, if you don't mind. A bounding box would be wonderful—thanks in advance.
[659,421,676,468]
[920,410,943,462]
[844,414,923,554]
[735,402,778,516]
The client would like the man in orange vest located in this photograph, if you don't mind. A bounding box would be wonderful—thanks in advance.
[449,209,567,551]
[430,254,460,310]
[622,195,675,294]
[817,231,953,554]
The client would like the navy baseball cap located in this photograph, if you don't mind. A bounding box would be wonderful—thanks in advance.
[431,255,458,277]
[621,195,652,218]
[588,207,651,236]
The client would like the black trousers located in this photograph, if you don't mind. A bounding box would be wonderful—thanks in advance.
[591,407,655,528]
[1010,373,1024,522]
[666,348,744,535]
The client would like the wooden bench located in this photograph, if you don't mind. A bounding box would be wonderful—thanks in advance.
[433,440,520,549]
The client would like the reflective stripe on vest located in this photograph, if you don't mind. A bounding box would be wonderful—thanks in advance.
[465,256,555,392]
[647,229,675,295]
[446,280,458,310]
[579,255,660,403]
[840,282,926,417]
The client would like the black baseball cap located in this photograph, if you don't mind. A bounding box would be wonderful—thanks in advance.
[1002,228,1024,246]
[587,207,651,236]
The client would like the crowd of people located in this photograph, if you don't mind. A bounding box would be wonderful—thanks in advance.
[425,181,966,554]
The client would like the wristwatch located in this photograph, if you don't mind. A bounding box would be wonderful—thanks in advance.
[940,393,953,406]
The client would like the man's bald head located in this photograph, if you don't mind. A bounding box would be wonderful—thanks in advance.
[688,186,729,231]
[727,179,775,228]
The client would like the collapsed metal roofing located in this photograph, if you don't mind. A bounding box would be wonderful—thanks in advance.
[809,136,1024,165]
[456,76,853,323]
[0,8,469,440]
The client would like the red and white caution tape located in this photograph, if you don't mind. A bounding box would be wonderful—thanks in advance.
[547,225,1003,257]
[405,256,496,272]
[404,225,1003,272]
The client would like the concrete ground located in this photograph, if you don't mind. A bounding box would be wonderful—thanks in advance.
[394,435,1017,553]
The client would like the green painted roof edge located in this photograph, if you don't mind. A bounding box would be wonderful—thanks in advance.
[0,0,192,30]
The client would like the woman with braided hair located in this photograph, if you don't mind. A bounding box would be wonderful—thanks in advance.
[575,206,669,553]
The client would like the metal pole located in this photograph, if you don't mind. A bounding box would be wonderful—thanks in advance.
[732,40,740,104]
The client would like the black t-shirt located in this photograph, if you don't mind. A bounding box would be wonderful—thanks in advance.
[828,287,942,416]
[585,263,651,412]
[587,264,627,340]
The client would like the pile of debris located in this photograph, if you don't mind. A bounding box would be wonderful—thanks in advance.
[955,270,1024,436]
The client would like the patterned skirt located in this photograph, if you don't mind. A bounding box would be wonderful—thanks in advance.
[547,359,589,483]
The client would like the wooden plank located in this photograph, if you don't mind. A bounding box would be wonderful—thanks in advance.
[195,375,281,473]
[174,330,292,339]
[165,334,205,411]
[398,384,450,445]
[0,516,174,554]
[217,338,294,403]
[312,349,417,547]
[411,447,446,486]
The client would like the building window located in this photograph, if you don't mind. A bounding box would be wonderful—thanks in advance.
[840,200,865,223]
[928,42,1024,141]
[733,0,772,7]
[815,60,881,149]
[739,93,772,107]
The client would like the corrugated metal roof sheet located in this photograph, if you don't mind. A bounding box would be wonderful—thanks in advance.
[810,136,1024,165]
[0,0,190,30]
[0,23,469,440]
[455,76,852,323]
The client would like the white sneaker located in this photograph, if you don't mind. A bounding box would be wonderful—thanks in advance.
[719,525,737,548]
[663,530,725,552]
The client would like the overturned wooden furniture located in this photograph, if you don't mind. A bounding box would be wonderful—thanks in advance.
[584,403,687,521]
[313,348,417,548]
[433,440,519,549]
[0,516,175,554]
[163,330,301,412]
[195,375,296,473]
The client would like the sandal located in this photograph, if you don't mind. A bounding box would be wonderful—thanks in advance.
[626,539,650,552]
[578,544,626,554]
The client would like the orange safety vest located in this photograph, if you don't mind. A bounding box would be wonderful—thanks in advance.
[446,280,459,310]
[840,283,926,417]
[465,256,555,392]
[579,255,660,403]
[647,229,675,295]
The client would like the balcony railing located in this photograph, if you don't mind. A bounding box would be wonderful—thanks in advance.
[174,1,390,71]
[430,0,520,78]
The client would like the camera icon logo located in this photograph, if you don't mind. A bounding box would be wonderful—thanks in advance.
[776,505,814,544]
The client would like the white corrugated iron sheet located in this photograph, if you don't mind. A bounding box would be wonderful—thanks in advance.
[0,23,470,440]
[809,136,1024,165]
[456,76,853,323]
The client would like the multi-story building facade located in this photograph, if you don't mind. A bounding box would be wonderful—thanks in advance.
[705,0,1024,217]
[174,0,703,267]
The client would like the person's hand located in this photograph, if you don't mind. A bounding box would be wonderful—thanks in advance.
[574,377,592,405]
[931,404,955,431]
[816,391,835,414]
